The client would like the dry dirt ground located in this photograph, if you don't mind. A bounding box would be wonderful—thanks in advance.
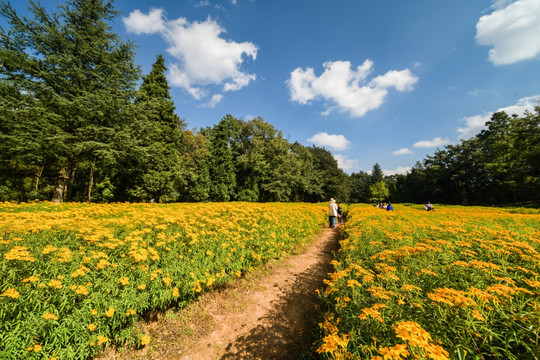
[97,226,340,360]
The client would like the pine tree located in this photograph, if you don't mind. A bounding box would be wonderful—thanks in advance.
[128,54,185,202]
[207,115,237,201]
[0,0,140,202]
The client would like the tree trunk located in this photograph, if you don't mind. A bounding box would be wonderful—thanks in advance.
[52,166,69,203]
[66,166,77,202]
[34,165,44,191]
[88,158,96,202]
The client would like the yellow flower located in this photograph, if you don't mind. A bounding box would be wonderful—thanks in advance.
[4,246,34,262]
[90,309,98,315]
[88,323,96,331]
[1,288,20,299]
[126,308,136,316]
[172,287,179,297]
[378,344,409,359]
[316,332,349,354]
[118,277,129,285]
[27,344,42,352]
[48,279,62,289]
[69,285,88,295]
[140,334,151,346]
[42,244,58,254]
[359,304,387,322]
[401,284,422,292]
[105,307,115,317]
[22,274,40,283]
[471,309,485,321]
[138,283,147,290]
[96,335,109,346]
[393,321,432,348]
[425,343,450,360]
[42,311,58,320]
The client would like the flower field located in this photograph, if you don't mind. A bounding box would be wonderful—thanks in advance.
[316,204,540,359]
[0,201,327,359]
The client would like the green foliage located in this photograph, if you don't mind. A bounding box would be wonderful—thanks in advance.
[0,0,140,203]
[369,180,390,203]
[316,205,540,359]
[0,202,326,359]
[395,108,540,205]
[126,54,185,202]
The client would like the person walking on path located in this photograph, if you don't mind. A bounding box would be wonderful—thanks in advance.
[337,202,343,224]
[328,198,338,228]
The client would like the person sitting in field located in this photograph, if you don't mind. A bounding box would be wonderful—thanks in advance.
[424,202,434,211]
[387,202,393,211]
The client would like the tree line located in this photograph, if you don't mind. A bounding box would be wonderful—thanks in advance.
[348,108,540,206]
[0,0,350,203]
[1,0,538,205]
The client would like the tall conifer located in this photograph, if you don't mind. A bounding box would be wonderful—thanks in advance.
[0,0,140,202]
[128,54,185,202]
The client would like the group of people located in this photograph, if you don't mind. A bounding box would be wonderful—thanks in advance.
[374,202,393,211]
[328,198,343,228]
[328,199,435,227]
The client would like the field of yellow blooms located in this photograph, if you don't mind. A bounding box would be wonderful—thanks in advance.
[316,204,540,360]
[0,201,327,360]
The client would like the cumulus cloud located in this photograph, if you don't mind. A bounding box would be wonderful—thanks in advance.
[392,148,413,155]
[205,94,224,108]
[476,0,540,65]
[413,137,452,148]
[307,132,351,151]
[123,8,166,35]
[123,9,258,102]
[457,95,540,139]
[287,60,418,118]
[333,154,359,172]
[383,166,412,176]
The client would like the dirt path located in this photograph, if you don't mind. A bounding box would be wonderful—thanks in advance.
[99,226,340,360]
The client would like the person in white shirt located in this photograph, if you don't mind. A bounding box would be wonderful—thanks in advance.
[328,198,338,228]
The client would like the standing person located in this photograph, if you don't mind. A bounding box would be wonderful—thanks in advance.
[337,202,343,225]
[387,202,393,211]
[328,198,338,228]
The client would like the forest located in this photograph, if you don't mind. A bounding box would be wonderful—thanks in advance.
[1,0,539,206]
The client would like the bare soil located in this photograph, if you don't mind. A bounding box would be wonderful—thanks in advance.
[97,226,340,360]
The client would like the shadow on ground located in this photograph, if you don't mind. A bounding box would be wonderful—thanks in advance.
[219,228,341,360]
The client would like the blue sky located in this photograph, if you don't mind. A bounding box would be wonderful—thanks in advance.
[6,0,540,174]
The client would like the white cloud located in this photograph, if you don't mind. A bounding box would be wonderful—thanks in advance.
[457,94,540,139]
[383,166,412,176]
[123,8,166,35]
[307,132,351,151]
[413,137,452,148]
[333,154,359,172]
[392,148,413,155]
[124,10,258,102]
[205,94,223,108]
[476,0,540,65]
[287,60,418,118]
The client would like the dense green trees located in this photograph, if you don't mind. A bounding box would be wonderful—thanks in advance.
[1,0,537,206]
[126,55,186,202]
[0,0,140,202]
[392,108,540,206]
